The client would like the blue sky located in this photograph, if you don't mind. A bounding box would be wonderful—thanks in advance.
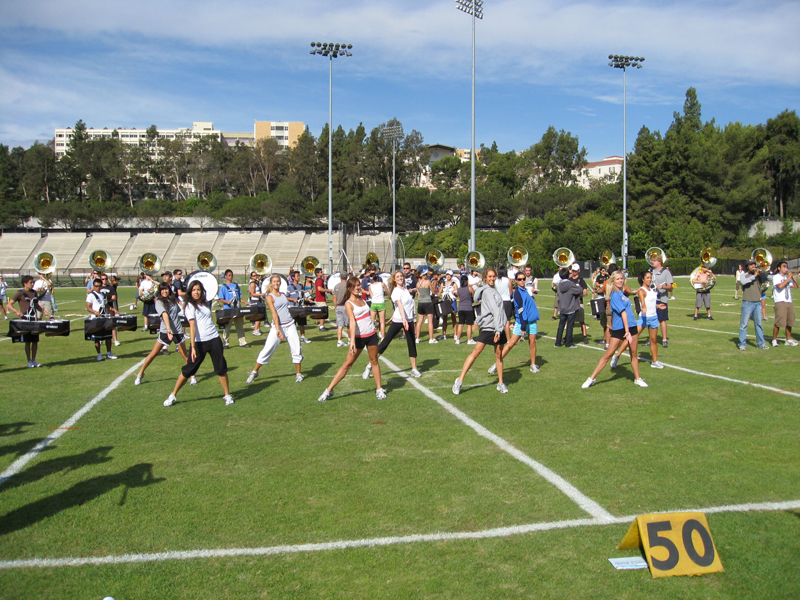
[1,0,798,161]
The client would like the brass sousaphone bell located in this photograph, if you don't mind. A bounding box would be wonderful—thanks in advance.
[425,248,444,272]
[249,253,272,277]
[645,247,667,266]
[197,251,217,272]
[364,252,380,271]
[137,253,161,301]
[465,251,485,271]
[751,247,774,292]
[34,252,56,276]
[691,247,717,292]
[300,256,319,278]
[599,250,616,267]
[507,245,528,267]
[89,250,112,272]
[552,247,575,269]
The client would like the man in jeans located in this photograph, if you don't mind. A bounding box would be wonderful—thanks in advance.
[738,260,769,350]
[555,267,583,348]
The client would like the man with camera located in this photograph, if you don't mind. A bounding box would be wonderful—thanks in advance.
[738,260,769,350]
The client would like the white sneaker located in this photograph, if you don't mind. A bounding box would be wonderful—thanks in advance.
[252,330,263,336]
[772,338,779,347]
[610,356,619,369]
[114,340,121,347]
[189,376,198,385]
[454,338,461,345]
[163,394,176,407]
[162,347,170,355]
[301,336,311,344]
[581,377,595,389]
[295,373,304,383]
[487,363,497,375]
[337,340,347,347]
[224,395,234,406]
[650,361,665,369]
[530,364,540,374]
[107,352,118,360]
[438,335,447,341]
[786,339,799,346]
[452,378,463,395]
[27,361,35,369]
[428,338,438,344]
[318,389,331,402]
[246,370,259,384]
[497,383,509,393]
[467,339,477,345]
[375,388,387,400]
[134,374,142,385]
[634,378,649,388]
[410,368,421,378]
[415,338,421,344]
[97,354,105,362]
[362,363,373,379]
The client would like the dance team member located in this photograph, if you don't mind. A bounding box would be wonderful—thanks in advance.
[452,268,509,395]
[611,271,664,370]
[318,277,386,402]
[86,278,118,362]
[489,270,540,375]
[582,272,648,388]
[164,280,232,407]
[362,270,421,380]
[368,272,389,341]
[414,272,438,344]
[135,283,195,385]
[8,275,51,367]
[246,274,304,384]
[437,270,458,340]
[454,275,475,345]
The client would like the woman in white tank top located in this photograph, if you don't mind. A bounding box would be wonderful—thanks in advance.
[318,277,386,401]
[612,270,663,369]
[368,274,389,340]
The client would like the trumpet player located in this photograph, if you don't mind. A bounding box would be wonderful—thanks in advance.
[771,261,798,347]
[738,260,769,350]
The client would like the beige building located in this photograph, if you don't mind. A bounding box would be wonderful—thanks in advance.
[254,121,305,150]
[575,156,623,189]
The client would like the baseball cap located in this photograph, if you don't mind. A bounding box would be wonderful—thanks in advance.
[446,270,453,275]
[745,260,756,266]
[570,264,581,272]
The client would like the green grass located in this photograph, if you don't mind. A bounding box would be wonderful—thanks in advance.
[1,276,799,599]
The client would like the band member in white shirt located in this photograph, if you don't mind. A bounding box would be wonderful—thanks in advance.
[86,278,118,361]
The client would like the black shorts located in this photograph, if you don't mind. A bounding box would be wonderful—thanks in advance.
[142,301,158,317]
[610,327,636,340]
[293,315,308,326]
[458,310,475,326]
[418,302,435,315]
[182,337,228,378]
[503,300,514,320]
[21,333,40,344]
[476,329,508,346]
[158,331,187,347]
[354,332,379,350]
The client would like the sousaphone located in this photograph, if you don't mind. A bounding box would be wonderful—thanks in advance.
[751,247,774,292]
[34,252,56,297]
[425,248,444,272]
[197,251,217,272]
[137,253,161,301]
[552,247,575,270]
[599,250,616,267]
[691,247,717,292]
[465,251,485,272]
[89,250,112,272]
[645,247,667,266]
[300,256,320,278]
[364,252,379,271]
[507,245,528,267]
[249,253,272,277]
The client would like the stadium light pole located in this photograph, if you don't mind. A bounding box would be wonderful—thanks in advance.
[608,54,644,270]
[382,124,404,272]
[310,42,353,274]
[455,0,483,252]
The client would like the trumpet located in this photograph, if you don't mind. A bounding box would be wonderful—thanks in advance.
[645,247,667,266]
[465,251,485,271]
[197,251,217,272]
[552,247,575,269]
[249,253,272,277]
[425,248,444,271]
[89,250,112,272]
[507,245,528,267]
[300,256,319,278]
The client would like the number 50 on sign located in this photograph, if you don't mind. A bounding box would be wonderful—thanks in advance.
[617,512,724,578]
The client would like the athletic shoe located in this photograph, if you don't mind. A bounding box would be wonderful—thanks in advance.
[189,376,198,385]
[452,378,463,395]
[610,356,619,369]
[641,340,651,347]
[530,364,540,374]
[410,369,421,378]
[26,361,35,369]
[375,388,387,400]
[738,345,746,351]
[318,389,330,402]
[428,339,438,344]
[707,316,714,321]
[107,352,118,360]
[662,340,669,348]
[772,338,779,347]
[650,361,665,369]
[551,316,558,320]
[581,377,596,389]
[222,344,230,350]
[488,363,497,375]
[567,344,579,349]
[162,347,170,355]
[33,362,43,368]
[554,343,562,348]
[757,345,769,350]
[337,340,347,347]
[497,383,509,394]
[437,335,447,341]
[163,394,176,407]
[454,338,461,345]
[114,340,121,346]
[252,330,263,336]
[362,363,373,379]
[634,378,649,388]
[785,339,799,346]
[224,395,234,406]
[400,334,406,340]
[762,316,770,322]
[239,343,251,348]
[295,373,304,383]
[301,336,311,344]
[246,370,259,384]
[97,354,105,362]
[415,338,421,344]
[134,374,142,385]
[583,336,589,344]
[467,339,477,345]
[319,326,327,331]
[693,316,698,321]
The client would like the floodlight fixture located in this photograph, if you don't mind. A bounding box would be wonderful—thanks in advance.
[383,124,404,270]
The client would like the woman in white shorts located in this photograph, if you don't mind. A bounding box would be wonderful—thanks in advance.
[135,283,194,386]
[246,274,304,384]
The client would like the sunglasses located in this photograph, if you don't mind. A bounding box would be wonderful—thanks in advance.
[516,278,525,282]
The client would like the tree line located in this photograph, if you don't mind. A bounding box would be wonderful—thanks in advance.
[0,88,797,262]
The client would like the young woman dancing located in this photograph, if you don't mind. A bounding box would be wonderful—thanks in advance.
[318,277,385,402]
[164,280,232,407]
[362,270,421,380]
[488,270,540,375]
[414,272,438,344]
[610,271,663,370]
[582,271,648,389]
[452,268,509,395]
[368,273,390,341]
[246,274,304,384]
[135,283,194,386]
[454,275,475,345]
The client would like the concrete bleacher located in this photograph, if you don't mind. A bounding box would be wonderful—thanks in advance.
[214,232,265,272]
[117,233,175,273]
[258,231,308,272]
[70,233,132,270]
[22,233,86,272]
[0,233,41,271]
[303,232,348,272]
[163,232,221,271]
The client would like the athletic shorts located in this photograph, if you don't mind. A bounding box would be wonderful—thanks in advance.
[418,302,435,315]
[458,310,475,326]
[575,307,585,323]
[182,337,227,377]
[502,300,513,320]
[512,321,538,336]
[610,327,636,340]
[695,292,711,309]
[335,306,349,328]
[293,315,308,327]
[21,333,40,344]
[774,302,796,328]
[142,301,157,317]
[158,331,187,347]
[354,333,379,350]
[476,329,507,346]
[656,304,669,322]
[637,315,659,329]
[370,302,386,312]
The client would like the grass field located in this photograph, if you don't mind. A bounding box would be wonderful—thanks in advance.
[1,275,799,599]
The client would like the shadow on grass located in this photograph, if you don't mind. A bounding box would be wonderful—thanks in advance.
[0,438,47,460]
[1,446,114,493]
[0,463,165,536]
[0,422,35,437]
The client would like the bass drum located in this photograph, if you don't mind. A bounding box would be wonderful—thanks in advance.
[327,272,343,291]
[377,271,391,286]
[261,273,288,295]
[186,271,220,302]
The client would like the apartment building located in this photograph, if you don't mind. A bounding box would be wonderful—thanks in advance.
[575,156,623,188]
[254,121,305,150]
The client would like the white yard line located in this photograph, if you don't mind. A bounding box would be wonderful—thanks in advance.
[0,359,146,488]
[2,499,798,570]
[380,356,615,522]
